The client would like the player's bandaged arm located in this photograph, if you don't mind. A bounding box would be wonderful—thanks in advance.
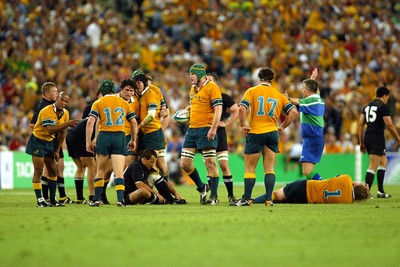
[138,109,156,131]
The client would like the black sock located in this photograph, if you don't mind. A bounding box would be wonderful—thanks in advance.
[145,193,158,204]
[188,168,204,190]
[223,175,234,196]
[57,176,66,198]
[264,173,276,201]
[377,169,385,193]
[244,178,255,200]
[74,177,84,200]
[48,178,57,202]
[209,176,219,199]
[41,176,49,199]
[102,177,110,199]
[365,170,375,191]
[155,179,174,203]
[33,182,42,199]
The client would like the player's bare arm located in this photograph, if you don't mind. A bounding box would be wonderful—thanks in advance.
[208,105,222,140]
[278,107,298,131]
[221,103,239,127]
[357,114,366,153]
[85,116,96,153]
[45,119,79,134]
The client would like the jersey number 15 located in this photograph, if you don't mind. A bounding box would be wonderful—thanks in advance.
[365,106,377,123]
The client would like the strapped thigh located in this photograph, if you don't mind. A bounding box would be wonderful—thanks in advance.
[181,149,196,160]
[202,149,216,159]
[217,151,228,162]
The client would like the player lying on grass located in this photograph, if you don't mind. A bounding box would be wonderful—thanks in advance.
[253,174,370,204]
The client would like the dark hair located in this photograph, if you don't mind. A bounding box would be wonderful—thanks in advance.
[120,78,137,90]
[376,87,390,98]
[303,79,319,93]
[353,185,370,201]
[141,148,157,160]
[258,67,275,82]
[206,72,219,82]
[41,82,57,95]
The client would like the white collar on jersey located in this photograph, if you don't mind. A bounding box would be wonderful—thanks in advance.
[137,86,150,96]
[193,79,210,93]
[260,82,271,86]
[52,103,64,119]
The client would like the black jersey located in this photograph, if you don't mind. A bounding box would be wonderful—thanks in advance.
[82,103,94,119]
[67,118,88,137]
[221,93,236,121]
[123,160,157,195]
[363,99,391,136]
[30,98,54,124]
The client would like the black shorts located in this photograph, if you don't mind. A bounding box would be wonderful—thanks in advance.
[282,179,308,203]
[66,132,93,158]
[364,134,386,156]
[216,127,228,152]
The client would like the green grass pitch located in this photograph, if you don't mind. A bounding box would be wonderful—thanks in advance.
[1,184,400,267]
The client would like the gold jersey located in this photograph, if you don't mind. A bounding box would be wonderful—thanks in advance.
[90,95,136,133]
[135,87,161,134]
[117,93,139,136]
[240,83,294,134]
[189,80,222,128]
[306,175,353,204]
[32,104,69,141]
[149,84,166,108]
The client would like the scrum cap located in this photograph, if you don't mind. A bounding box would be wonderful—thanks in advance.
[132,73,148,88]
[132,70,145,79]
[189,64,206,80]
[99,80,115,95]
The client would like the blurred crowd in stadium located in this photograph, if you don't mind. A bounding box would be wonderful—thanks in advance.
[1,0,400,159]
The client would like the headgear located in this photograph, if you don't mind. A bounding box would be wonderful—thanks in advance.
[132,70,145,79]
[132,73,148,89]
[99,80,115,95]
[189,64,206,80]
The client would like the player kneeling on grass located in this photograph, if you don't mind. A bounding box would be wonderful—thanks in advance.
[123,149,186,205]
[253,174,370,204]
